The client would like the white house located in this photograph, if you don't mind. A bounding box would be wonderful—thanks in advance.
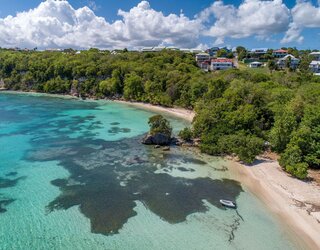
[250,48,268,55]
[277,54,300,69]
[196,53,210,63]
[141,47,154,52]
[310,52,320,61]
[309,61,320,74]
[190,49,204,54]
[273,49,288,58]
[211,58,234,70]
[249,61,263,68]
[180,48,192,53]
[153,46,166,52]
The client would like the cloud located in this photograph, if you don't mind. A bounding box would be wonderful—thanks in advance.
[87,1,100,11]
[281,23,304,44]
[0,0,318,49]
[198,0,290,44]
[0,0,201,49]
[115,1,201,48]
[282,1,320,43]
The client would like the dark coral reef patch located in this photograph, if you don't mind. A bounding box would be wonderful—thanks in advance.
[26,135,243,235]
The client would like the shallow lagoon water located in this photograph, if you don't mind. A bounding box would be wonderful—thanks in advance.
[0,92,301,249]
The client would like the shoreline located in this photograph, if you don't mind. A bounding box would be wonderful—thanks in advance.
[229,158,320,250]
[1,90,319,248]
[113,100,195,122]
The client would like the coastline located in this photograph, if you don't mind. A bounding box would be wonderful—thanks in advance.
[113,100,195,122]
[229,158,320,250]
[1,90,319,248]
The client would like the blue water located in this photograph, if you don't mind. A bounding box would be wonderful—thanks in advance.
[0,92,302,249]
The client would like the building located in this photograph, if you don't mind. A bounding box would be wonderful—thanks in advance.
[249,61,263,68]
[250,48,268,55]
[273,49,288,58]
[310,52,320,61]
[141,47,154,52]
[180,48,192,53]
[211,58,234,71]
[198,61,211,71]
[309,61,320,74]
[153,46,166,52]
[190,49,204,54]
[196,53,210,63]
[276,54,300,69]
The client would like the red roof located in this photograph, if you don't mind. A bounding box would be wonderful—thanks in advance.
[273,49,288,53]
[200,61,210,65]
[212,58,233,63]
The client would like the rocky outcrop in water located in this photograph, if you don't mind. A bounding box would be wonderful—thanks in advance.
[141,133,171,146]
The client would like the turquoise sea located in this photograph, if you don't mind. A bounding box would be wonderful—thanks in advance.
[0,92,303,249]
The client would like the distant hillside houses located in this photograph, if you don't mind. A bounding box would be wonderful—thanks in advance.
[250,48,268,55]
[309,52,320,75]
[194,46,234,71]
[140,47,204,53]
[211,58,234,71]
[276,54,300,69]
[273,49,288,58]
[195,53,210,64]
[249,61,263,68]
[205,47,231,57]
[310,51,320,61]
[309,61,320,74]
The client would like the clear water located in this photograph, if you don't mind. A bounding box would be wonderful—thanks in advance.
[0,92,301,250]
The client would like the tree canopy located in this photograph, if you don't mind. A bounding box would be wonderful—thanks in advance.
[148,115,172,137]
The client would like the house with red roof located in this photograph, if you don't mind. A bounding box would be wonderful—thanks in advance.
[272,49,288,58]
[211,58,234,70]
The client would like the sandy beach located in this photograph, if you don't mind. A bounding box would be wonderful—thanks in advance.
[229,158,320,249]
[113,100,195,122]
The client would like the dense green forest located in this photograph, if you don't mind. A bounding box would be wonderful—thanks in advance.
[0,49,319,179]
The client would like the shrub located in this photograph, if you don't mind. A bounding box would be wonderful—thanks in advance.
[148,115,172,137]
[285,163,308,179]
[218,133,264,164]
[178,127,193,141]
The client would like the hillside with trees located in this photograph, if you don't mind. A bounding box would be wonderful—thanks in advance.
[0,48,319,179]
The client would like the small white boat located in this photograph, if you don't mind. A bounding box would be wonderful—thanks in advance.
[220,199,237,208]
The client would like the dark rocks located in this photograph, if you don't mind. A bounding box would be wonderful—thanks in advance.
[162,146,170,151]
[142,133,171,146]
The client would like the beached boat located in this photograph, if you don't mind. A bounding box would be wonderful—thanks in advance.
[220,199,237,208]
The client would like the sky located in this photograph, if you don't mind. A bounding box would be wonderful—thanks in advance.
[0,0,319,50]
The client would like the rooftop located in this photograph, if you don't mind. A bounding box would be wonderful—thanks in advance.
[310,61,320,65]
[310,52,320,55]
[212,58,233,63]
[273,49,288,53]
